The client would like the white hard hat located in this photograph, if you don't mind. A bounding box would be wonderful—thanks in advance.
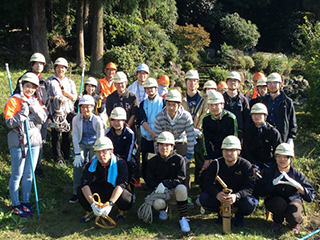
[79,95,95,106]
[226,71,241,81]
[203,80,217,89]
[114,71,128,83]
[144,78,158,88]
[54,57,68,68]
[256,78,267,86]
[250,103,268,115]
[157,131,175,145]
[110,107,127,120]
[136,63,150,74]
[267,73,282,83]
[185,70,199,80]
[207,91,224,104]
[29,53,46,65]
[93,137,114,151]
[221,135,241,150]
[21,72,39,87]
[85,77,97,87]
[165,89,181,103]
[275,143,294,157]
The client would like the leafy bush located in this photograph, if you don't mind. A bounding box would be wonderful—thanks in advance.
[267,53,291,75]
[220,13,260,50]
[252,52,269,72]
[181,61,194,72]
[207,65,229,82]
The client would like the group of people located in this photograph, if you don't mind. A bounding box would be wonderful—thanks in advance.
[4,53,315,234]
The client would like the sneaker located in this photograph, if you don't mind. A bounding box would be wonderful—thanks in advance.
[187,197,194,208]
[80,211,95,223]
[216,214,222,225]
[292,224,300,233]
[159,210,168,221]
[56,159,65,167]
[116,210,127,221]
[271,222,282,232]
[21,203,34,216]
[234,214,244,227]
[179,217,190,233]
[69,195,78,204]
[10,205,29,218]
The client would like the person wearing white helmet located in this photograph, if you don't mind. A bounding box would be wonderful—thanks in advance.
[145,131,191,233]
[258,143,315,233]
[155,89,195,207]
[199,135,258,228]
[136,78,165,180]
[242,103,282,170]
[181,70,208,189]
[262,73,297,145]
[4,72,47,217]
[249,77,268,108]
[78,137,133,223]
[46,57,77,167]
[69,95,104,204]
[223,71,250,140]
[201,91,238,173]
[128,63,150,104]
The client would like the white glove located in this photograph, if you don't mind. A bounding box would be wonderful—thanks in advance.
[91,203,102,216]
[194,129,202,139]
[155,182,166,194]
[73,154,84,168]
[287,138,294,148]
[282,171,303,189]
[101,205,113,217]
[272,172,284,186]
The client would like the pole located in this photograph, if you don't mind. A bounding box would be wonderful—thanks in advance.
[24,119,40,219]
[299,228,320,240]
[78,64,86,114]
[5,63,13,95]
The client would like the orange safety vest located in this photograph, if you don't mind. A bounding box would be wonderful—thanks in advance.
[4,95,22,119]
[98,77,116,96]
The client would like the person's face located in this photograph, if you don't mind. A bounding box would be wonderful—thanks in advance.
[208,103,224,117]
[267,82,281,93]
[276,154,292,170]
[186,78,199,91]
[145,87,157,98]
[137,71,149,85]
[80,104,93,118]
[111,119,125,130]
[158,143,173,158]
[23,82,37,97]
[85,84,96,95]
[226,78,240,91]
[166,101,179,116]
[55,65,67,77]
[257,86,268,96]
[251,113,266,126]
[32,62,44,74]
[222,149,239,164]
[96,149,112,164]
[115,82,127,94]
[106,68,116,80]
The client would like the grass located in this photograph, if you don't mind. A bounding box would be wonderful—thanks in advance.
[0,68,319,239]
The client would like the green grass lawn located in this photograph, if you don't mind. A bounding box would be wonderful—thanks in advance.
[0,69,319,239]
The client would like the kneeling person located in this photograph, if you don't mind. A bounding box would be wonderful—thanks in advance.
[146,131,190,233]
[78,137,133,222]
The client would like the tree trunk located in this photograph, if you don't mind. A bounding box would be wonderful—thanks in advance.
[30,0,50,66]
[84,0,90,55]
[90,0,104,77]
[76,0,85,67]
[65,0,71,35]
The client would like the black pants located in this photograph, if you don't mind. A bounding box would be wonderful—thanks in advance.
[140,137,155,181]
[77,183,133,212]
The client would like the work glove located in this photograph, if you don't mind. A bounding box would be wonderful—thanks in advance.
[73,154,84,168]
[194,128,202,139]
[282,171,303,189]
[91,203,102,216]
[272,172,284,186]
[101,204,113,217]
[155,182,166,194]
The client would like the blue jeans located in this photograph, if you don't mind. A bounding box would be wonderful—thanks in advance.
[9,146,39,206]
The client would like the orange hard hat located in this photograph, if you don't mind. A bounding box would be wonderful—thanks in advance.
[158,74,170,86]
[217,81,227,89]
[105,62,117,71]
[253,72,266,82]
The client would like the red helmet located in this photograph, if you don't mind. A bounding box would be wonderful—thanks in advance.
[158,74,170,86]
[105,62,117,71]
[253,72,266,82]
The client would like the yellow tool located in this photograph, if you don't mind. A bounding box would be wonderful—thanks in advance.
[91,193,116,229]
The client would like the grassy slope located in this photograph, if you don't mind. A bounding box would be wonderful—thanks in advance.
[0,69,319,240]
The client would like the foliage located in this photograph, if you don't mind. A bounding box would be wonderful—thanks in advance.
[173,23,211,66]
[242,56,255,70]
[220,43,246,70]
[220,13,260,50]
[266,53,291,75]
[252,52,270,72]
[207,65,229,82]
[181,61,194,72]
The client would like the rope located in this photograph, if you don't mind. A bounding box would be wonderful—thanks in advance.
[137,190,171,224]
[52,96,70,132]
[91,193,116,229]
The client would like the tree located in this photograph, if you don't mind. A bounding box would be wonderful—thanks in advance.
[76,0,85,67]
[90,0,104,77]
[30,0,50,65]
[220,12,260,50]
